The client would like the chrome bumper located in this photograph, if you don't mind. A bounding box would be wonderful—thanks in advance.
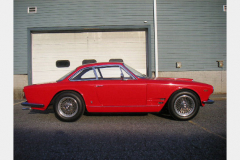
[21,101,44,108]
[202,99,214,104]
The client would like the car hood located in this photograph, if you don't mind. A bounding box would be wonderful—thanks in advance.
[152,77,194,82]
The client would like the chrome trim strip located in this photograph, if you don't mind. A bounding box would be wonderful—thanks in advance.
[93,66,99,80]
[22,107,32,110]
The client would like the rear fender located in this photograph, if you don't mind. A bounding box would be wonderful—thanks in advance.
[49,90,86,109]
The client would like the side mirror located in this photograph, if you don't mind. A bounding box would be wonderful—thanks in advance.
[121,73,124,80]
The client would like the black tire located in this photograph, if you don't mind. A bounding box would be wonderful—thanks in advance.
[168,91,200,121]
[54,92,85,122]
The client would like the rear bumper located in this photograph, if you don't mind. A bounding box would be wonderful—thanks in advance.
[21,101,44,108]
[202,99,214,104]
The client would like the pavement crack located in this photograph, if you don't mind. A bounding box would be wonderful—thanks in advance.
[188,120,226,140]
[14,100,26,105]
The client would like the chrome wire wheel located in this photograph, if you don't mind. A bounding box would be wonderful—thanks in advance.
[58,97,79,118]
[174,95,195,117]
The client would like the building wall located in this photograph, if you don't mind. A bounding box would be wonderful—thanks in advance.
[157,0,226,72]
[14,0,226,98]
[14,0,154,75]
[158,71,226,94]
[14,75,28,99]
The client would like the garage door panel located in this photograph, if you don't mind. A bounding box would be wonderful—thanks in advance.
[32,31,146,84]
[32,33,88,45]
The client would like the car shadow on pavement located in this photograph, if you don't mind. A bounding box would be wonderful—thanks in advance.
[28,106,54,114]
[151,112,175,120]
[27,105,174,120]
[84,112,149,117]
[150,108,176,121]
[28,109,54,114]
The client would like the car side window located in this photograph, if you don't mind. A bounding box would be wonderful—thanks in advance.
[71,67,96,80]
[96,66,132,80]
[121,68,132,79]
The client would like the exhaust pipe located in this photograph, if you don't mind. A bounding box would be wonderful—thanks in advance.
[22,107,31,110]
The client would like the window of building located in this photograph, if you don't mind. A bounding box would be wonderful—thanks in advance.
[56,60,70,68]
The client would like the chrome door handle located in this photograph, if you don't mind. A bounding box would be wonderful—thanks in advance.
[96,85,103,87]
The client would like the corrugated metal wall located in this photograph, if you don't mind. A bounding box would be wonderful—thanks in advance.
[14,0,154,75]
[157,0,226,71]
[14,0,226,74]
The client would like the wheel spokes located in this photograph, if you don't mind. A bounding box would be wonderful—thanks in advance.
[174,95,195,117]
[58,97,78,117]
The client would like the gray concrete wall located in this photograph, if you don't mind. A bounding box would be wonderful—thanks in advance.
[158,71,226,94]
[14,75,28,100]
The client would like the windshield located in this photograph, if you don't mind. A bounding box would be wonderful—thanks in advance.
[57,68,76,82]
[124,64,147,78]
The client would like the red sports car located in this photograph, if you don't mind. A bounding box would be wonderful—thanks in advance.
[22,62,214,122]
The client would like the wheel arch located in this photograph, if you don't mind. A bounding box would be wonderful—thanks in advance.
[163,88,201,109]
[171,88,200,103]
[49,90,86,109]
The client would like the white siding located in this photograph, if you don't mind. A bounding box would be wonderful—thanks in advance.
[32,31,146,84]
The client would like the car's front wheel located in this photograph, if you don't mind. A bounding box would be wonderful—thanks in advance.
[54,92,85,122]
[168,91,200,121]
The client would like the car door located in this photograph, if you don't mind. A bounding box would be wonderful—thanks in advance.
[70,67,101,107]
[94,65,146,107]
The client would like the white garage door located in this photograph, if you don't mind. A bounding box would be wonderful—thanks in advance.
[32,31,146,84]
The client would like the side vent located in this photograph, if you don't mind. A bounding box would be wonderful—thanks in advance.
[28,7,37,13]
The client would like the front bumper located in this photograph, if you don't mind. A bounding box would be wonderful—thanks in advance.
[202,99,214,104]
[21,101,44,108]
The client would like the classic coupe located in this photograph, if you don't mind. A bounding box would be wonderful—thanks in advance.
[22,62,214,121]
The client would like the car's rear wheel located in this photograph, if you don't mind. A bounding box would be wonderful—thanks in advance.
[168,91,200,121]
[54,92,84,122]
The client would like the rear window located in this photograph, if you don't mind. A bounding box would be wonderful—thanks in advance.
[56,69,76,82]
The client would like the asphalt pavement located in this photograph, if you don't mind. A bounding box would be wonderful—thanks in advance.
[14,99,226,160]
